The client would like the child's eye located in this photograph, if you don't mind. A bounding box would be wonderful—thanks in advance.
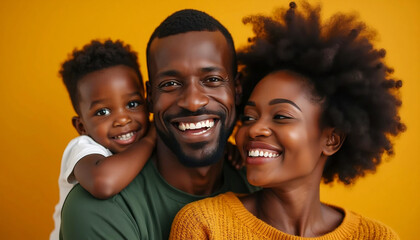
[95,108,110,116]
[127,100,141,109]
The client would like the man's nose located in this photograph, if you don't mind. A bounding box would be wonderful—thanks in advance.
[177,82,209,112]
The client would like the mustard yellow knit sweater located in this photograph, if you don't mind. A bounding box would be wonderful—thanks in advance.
[169,192,399,240]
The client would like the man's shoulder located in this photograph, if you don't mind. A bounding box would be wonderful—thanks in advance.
[222,163,260,193]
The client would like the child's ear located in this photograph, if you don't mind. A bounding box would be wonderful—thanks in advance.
[146,80,153,112]
[322,128,346,156]
[72,116,86,135]
[234,72,243,106]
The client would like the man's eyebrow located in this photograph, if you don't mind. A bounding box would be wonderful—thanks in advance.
[200,66,224,73]
[269,98,302,111]
[156,70,180,78]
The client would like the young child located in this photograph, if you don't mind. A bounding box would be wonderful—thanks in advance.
[50,39,155,240]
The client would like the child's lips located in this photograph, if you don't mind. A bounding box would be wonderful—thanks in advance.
[112,131,137,145]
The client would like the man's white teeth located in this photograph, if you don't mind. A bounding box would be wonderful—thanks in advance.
[178,120,215,131]
[248,149,280,158]
[115,132,134,140]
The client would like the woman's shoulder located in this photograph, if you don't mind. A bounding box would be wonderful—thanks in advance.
[354,212,400,240]
[322,203,399,240]
[177,192,239,215]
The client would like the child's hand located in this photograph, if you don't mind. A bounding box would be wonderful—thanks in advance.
[225,141,244,170]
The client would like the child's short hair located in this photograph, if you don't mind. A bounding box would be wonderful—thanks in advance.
[60,39,143,113]
[238,1,406,184]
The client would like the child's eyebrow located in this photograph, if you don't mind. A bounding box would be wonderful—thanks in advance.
[89,92,143,109]
[89,99,106,109]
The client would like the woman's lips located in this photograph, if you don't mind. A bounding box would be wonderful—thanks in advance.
[245,141,282,165]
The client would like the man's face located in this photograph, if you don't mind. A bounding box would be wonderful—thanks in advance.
[147,31,236,167]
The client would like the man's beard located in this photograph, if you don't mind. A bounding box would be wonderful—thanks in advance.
[157,108,235,167]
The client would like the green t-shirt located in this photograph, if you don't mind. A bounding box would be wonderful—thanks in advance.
[60,156,258,240]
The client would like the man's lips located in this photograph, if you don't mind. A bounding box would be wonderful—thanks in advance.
[177,119,215,131]
[171,115,219,133]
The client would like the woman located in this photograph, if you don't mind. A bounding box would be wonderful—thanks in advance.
[169,2,405,239]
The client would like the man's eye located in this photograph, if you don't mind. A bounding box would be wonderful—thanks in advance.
[203,77,224,87]
[127,101,141,109]
[95,108,110,116]
[159,81,181,90]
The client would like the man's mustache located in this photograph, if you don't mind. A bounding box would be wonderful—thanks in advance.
[164,107,226,121]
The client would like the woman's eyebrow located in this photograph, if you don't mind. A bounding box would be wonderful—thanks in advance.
[269,98,302,112]
[245,101,256,106]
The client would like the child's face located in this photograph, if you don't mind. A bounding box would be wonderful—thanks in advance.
[73,65,148,153]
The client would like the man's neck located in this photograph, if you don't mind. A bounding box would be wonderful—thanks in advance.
[154,141,224,195]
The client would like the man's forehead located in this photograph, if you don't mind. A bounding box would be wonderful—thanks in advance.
[148,31,232,77]
[149,30,228,54]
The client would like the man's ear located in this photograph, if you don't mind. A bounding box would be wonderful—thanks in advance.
[322,128,346,156]
[146,80,153,112]
[234,72,243,106]
[72,116,86,135]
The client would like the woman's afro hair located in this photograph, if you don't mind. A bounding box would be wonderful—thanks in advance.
[60,39,143,113]
[238,1,405,184]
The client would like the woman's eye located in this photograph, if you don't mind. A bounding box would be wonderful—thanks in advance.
[127,101,141,109]
[95,108,110,116]
[274,114,291,120]
[240,115,256,123]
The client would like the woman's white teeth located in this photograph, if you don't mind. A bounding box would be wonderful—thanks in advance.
[248,149,279,158]
[115,132,134,140]
[178,120,214,131]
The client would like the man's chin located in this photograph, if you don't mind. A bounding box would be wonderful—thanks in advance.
[176,149,224,167]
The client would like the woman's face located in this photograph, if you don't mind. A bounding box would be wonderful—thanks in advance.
[236,71,328,188]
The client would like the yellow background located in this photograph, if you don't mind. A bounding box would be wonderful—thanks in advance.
[0,0,419,239]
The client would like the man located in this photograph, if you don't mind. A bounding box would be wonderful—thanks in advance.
[60,9,257,240]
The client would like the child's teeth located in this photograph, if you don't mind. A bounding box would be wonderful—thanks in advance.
[116,132,134,140]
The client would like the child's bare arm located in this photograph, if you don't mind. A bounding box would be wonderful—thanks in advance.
[73,124,156,199]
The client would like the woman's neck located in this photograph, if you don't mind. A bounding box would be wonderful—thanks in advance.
[241,179,343,237]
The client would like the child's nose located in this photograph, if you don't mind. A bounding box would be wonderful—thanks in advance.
[113,115,132,127]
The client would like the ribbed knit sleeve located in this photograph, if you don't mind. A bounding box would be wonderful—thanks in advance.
[169,192,399,240]
[169,202,210,239]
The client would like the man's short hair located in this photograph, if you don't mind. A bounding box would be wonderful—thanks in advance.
[146,9,237,80]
